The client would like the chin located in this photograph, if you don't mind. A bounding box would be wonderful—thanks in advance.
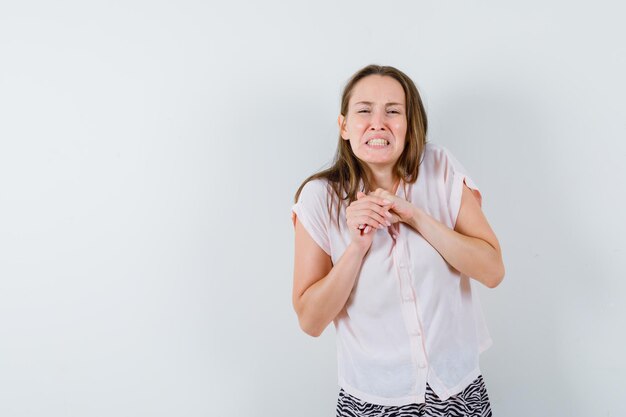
[359,159,398,169]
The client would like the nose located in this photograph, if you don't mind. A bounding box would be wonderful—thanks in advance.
[369,110,386,131]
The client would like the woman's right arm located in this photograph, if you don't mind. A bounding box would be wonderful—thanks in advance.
[292,216,368,337]
[292,192,393,337]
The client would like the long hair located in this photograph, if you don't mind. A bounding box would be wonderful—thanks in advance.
[294,65,428,228]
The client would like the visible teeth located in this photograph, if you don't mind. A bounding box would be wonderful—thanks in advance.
[367,139,389,146]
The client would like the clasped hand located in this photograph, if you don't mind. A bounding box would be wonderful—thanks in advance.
[345,188,416,247]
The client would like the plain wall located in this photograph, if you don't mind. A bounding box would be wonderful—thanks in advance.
[1,1,625,416]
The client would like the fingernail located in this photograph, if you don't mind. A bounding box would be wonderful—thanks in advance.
[383,199,392,204]
[364,226,371,233]
[386,221,391,227]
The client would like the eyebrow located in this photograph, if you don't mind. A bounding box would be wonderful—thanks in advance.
[353,101,405,106]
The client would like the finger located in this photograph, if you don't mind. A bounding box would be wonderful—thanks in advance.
[352,210,389,229]
[352,212,391,229]
[350,194,392,210]
[388,211,401,223]
[369,188,390,198]
[351,199,393,214]
[357,191,366,200]
[351,204,393,225]
[362,193,394,207]
[351,208,391,225]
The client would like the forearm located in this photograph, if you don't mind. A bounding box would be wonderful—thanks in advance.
[406,207,504,288]
[296,243,367,337]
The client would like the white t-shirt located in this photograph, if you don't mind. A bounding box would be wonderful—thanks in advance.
[291,142,493,406]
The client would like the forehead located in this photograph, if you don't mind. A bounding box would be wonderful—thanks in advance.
[349,75,405,106]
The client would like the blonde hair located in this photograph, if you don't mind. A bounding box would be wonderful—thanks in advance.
[294,64,428,227]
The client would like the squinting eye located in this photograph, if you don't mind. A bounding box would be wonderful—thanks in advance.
[388,110,400,114]
[357,109,370,113]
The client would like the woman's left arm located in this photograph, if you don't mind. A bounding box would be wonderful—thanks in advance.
[372,183,505,288]
[407,183,505,288]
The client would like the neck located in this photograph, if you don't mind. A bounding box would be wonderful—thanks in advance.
[366,167,399,194]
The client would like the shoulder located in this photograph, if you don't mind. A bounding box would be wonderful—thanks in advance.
[297,178,332,203]
[420,142,453,172]
[423,142,454,162]
[292,178,334,253]
[422,142,467,172]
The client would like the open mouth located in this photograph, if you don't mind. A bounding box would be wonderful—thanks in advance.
[366,138,390,148]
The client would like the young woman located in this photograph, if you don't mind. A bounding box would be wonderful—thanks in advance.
[291,65,504,417]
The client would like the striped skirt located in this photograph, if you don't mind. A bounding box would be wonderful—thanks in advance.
[336,375,492,417]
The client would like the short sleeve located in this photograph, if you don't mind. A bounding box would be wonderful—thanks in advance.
[291,179,331,256]
[441,146,483,228]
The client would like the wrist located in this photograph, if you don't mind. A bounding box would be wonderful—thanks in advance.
[406,205,425,231]
[347,240,370,258]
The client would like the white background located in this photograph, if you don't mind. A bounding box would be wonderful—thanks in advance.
[1,1,625,416]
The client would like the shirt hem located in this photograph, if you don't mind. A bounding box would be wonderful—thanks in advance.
[479,337,494,353]
[426,367,482,402]
[338,377,426,407]
[291,205,331,256]
[451,175,479,227]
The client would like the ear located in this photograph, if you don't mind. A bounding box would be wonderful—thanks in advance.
[338,114,349,140]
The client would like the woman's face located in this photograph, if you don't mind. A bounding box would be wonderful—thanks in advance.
[339,75,408,173]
